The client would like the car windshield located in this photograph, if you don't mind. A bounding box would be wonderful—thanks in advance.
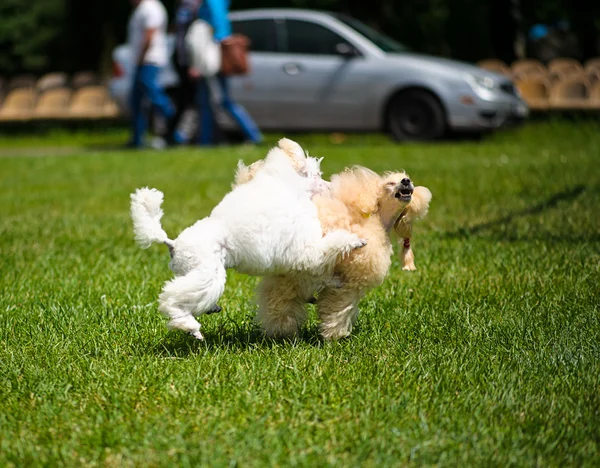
[333,14,410,53]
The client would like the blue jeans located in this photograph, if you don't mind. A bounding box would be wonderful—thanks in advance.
[197,75,262,145]
[130,65,175,147]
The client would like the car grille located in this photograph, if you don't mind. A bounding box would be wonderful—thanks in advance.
[500,82,518,96]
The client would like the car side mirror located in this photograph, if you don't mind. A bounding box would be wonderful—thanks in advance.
[335,43,360,58]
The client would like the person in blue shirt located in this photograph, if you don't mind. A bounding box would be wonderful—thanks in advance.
[193,0,262,145]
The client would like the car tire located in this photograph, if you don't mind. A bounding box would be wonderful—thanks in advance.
[387,90,446,141]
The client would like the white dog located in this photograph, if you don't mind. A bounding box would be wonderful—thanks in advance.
[233,137,330,197]
[130,139,365,340]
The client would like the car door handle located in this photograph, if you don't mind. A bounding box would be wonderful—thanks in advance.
[282,63,302,75]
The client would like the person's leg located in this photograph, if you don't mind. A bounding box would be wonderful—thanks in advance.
[138,65,175,131]
[166,62,189,144]
[217,74,263,144]
[181,67,197,107]
[178,66,199,143]
[197,77,215,146]
[129,67,146,147]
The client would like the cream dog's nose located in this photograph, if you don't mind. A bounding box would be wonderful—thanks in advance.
[396,178,414,199]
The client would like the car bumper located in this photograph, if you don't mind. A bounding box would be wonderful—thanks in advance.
[447,91,529,131]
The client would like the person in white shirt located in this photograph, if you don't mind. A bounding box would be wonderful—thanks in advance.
[127,0,174,148]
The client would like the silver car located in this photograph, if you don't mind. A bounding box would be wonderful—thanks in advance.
[109,8,528,141]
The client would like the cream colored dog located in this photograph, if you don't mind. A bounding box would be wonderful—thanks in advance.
[254,167,432,340]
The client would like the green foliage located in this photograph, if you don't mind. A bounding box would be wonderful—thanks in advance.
[0,0,67,74]
[0,0,598,76]
[0,121,599,465]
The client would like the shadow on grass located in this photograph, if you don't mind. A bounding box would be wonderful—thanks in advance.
[445,184,589,241]
[147,321,325,357]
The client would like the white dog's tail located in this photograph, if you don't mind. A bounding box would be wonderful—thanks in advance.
[130,187,174,249]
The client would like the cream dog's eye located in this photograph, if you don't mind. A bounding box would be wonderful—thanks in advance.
[385,181,397,187]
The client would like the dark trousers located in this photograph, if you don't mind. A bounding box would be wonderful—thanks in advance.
[197,74,262,145]
[168,61,197,142]
[130,65,174,147]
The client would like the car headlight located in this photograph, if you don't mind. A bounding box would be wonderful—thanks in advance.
[468,74,497,92]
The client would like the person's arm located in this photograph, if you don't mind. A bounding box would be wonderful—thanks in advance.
[204,0,231,41]
[137,4,163,65]
[138,28,157,66]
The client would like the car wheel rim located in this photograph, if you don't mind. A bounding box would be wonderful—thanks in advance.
[394,101,434,138]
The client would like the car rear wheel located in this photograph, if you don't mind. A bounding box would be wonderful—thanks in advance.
[387,90,446,141]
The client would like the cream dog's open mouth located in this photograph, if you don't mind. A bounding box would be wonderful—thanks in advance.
[396,187,413,202]
[395,177,414,202]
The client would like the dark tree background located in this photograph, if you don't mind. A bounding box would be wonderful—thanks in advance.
[0,0,597,76]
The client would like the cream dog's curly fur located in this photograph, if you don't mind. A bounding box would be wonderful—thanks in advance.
[251,166,432,340]
[130,139,365,340]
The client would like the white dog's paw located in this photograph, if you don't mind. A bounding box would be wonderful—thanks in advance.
[353,238,368,249]
[330,231,366,250]
[189,330,204,341]
[344,234,367,255]
[318,230,368,268]
[206,304,222,314]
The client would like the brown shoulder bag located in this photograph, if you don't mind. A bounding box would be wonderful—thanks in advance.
[220,34,251,76]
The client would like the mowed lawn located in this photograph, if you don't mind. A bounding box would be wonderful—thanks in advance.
[0,122,599,466]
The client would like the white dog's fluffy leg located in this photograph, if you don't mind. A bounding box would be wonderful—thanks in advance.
[158,266,226,339]
[316,230,367,272]
[130,187,173,249]
[317,286,363,341]
[255,276,309,338]
[290,230,366,277]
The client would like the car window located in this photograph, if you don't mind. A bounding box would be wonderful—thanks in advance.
[283,19,351,55]
[231,19,278,53]
[333,14,409,53]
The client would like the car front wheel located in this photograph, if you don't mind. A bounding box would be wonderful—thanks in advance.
[387,90,446,141]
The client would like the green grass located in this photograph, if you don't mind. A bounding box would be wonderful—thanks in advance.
[1,121,599,467]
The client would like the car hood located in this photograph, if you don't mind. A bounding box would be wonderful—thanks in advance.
[384,52,509,82]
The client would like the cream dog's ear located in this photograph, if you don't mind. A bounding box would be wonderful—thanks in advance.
[233,159,264,188]
[278,138,308,173]
[394,186,432,270]
[278,138,305,158]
